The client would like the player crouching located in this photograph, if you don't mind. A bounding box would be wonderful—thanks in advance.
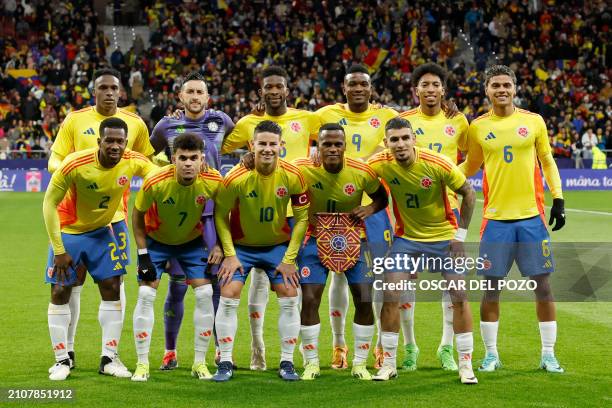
[212,121,310,382]
[43,118,156,380]
[368,118,478,384]
[293,124,388,380]
[130,133,223,381]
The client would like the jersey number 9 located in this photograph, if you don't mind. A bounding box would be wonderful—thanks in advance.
[352,134,362,152]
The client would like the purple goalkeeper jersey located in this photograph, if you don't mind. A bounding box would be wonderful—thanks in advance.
[150,109,234,170]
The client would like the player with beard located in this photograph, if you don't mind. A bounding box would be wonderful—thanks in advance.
[213,121,310,382]
[368,117,478,384]
[149,72,232,370]
[221,66,318,371]
[130,133,222,382]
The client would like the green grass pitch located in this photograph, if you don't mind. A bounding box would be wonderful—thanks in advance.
[0,191,611,407]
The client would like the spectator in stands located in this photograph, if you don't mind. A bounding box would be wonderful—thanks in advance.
[0,0,609,168]
[581,128,598,159]
[571,131,584,168]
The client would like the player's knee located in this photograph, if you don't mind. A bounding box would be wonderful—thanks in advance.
[301,287,322,309]
[194,283,213,302]
[354,301,374,323]
[448,288,468,303]
[98,276,121,301]
[532,274,553,301]
[50,284,71,305]
[220,284,242,299]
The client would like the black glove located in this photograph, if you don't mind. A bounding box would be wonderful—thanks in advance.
[548,198,566,231]
[137,252,157,281]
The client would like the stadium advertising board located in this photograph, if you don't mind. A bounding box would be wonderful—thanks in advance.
[2,168,611,192]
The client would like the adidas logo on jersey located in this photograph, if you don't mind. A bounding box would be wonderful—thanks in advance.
[162,197,175,205]
[113,262,123,271]
[543,260,553,269]
[86,182,99,190]
[312,181,323,190]
[415,128,425,136]
[485,132,496,140]
[83,127,95,136]
[246,190,258,198]
[339,118,348,126]
[390,177,400,185]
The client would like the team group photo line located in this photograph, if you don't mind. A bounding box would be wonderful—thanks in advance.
[43,62,566,385]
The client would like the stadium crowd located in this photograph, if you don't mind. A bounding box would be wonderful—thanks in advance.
[0,0,610,163]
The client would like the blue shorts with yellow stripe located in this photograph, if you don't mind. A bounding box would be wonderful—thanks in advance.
[365,208,393,259]
[298,238,373,285]
[111,220,131,264]
[479,215,554,277]
[45,226,126,286]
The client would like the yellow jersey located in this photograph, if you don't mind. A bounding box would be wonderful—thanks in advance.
[45,148,156,253]
[135,165,223,245]
[221,108,318,161]
[215,160,310,263]
[368,147,466,242]
[462,108,562,220]
[314,103,398,160]
[51,106,155,223]
[400,107,469,209]
[292,157,380,236]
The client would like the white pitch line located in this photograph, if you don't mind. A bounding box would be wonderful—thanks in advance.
[475,199,612,216]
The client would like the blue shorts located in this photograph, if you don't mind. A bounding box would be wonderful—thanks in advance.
[365,209,393,259]
[145,237,210,281]
[479,216,554,277]
[45,226,126,285]
[385,237,454,274]
[232,243,288,285]
[298,238,373,285]
[111,220,131,264]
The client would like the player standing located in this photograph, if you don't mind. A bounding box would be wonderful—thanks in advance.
[314,64,397,369]
[47,68,154,370]
[44,118,155,380]
[368,117,478,384]
[398,62,470,371]
[460,65,566,373]
[130,133,222,381]
[212,121,310,382]
[293,123,388,380]
[149,72,233,370]
[221,66,318,370]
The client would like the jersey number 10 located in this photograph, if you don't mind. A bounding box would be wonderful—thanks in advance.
[259,207,274,222]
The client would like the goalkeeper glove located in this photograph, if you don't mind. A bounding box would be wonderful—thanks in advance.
[548,198,565,231]
[137,251,157,281]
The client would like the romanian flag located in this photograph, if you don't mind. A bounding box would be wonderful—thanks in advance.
[7,69,42,87]
[363,48,389,74]
[404,27,417,56]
